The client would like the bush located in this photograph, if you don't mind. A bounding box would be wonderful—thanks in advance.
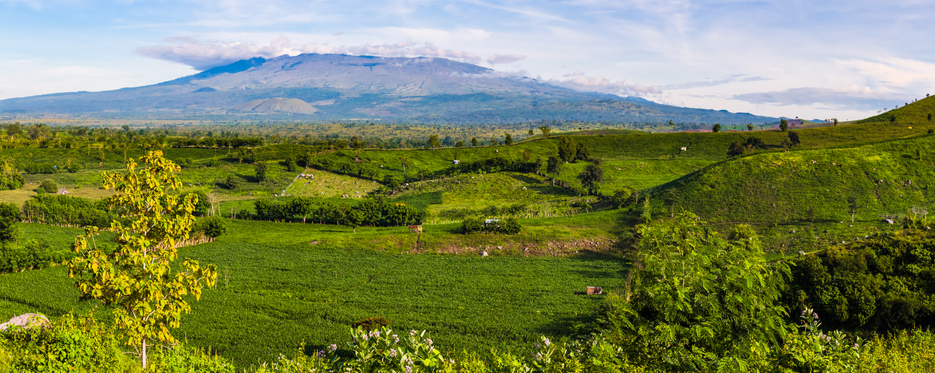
[196,216,227,238]
[0,161,24,190]
[462,217,483,234]
[352,316,392,331]
[38,179,58,194]
[0,314,135,372]
[499,217,522,235]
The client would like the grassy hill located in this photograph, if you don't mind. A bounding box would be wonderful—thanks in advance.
[646,134,935,234]
[857,95,935,124]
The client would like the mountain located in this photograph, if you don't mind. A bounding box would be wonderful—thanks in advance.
[0,53,777,125]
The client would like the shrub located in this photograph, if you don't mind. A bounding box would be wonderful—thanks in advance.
[39,179,58,194]
[352,316,392,331]
[499,217,522,235]
[196,216,227,238]
[0,313,135,372]
[462,217,483,234]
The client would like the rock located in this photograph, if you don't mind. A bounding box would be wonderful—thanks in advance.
[0,313,50,332]
[480,251,488,257]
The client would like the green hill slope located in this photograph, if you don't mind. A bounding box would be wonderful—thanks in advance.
[647,134,935,227]
[857,95,935,124]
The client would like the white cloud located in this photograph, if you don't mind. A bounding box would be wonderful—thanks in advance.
[136,36,486,70]
[732,86,913,111]
[546,70,661,97]
[487,54,526,65]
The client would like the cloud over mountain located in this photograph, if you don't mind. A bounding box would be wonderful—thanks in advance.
[733,86,912,111]
[547,71,661,97]
[137,36,486,71]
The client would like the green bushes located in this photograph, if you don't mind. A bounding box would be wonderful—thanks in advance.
[0,314,135,372]
[0,161,24,190]
[251,197,425,227]
[787,225,935,331]
[0,239,60,273]
[22,194,112,228]
[39,179,58,193]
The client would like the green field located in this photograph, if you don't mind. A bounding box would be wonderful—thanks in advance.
[0,222,625,366]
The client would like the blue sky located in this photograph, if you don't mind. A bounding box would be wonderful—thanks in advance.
[1,0,933,120]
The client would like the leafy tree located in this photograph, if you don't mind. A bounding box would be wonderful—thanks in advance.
[0,202,20,243]
[39,179,58,194]
[347,210,364,233]
[221,176,238,190]
[788,131,801,146]
[383,175,400,194]
[197,216,226,238]
[727,141,745,157]
[546,156,562,186]
[522,149,532,161]
[577,164,604,195]
[712,123,722,133]
[254,162,268,182]
[429,135,441,149]
[455,140,464,147]
[5,123,22,140]
[780,119,789,131]
[605,213,790,370]
[0,161,24,190]
[557,136,577,163]
[528,129,534,136]
[182,191,210,216]
[612,188,633,209]
[68,151,217,369]
[504,133,513,145]
[291,196,317,223]
[399,155,409,173]
[574,144,590,162]
[539,126,551,139]
[748,123,754,131]
[471,137,478,147]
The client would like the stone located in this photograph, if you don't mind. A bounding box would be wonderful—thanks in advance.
[480,251,488,257]
[0,313,50,332]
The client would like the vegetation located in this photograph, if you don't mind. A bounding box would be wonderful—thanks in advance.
[68,151,218,368]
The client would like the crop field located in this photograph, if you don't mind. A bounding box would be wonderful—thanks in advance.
[0,222,626,366]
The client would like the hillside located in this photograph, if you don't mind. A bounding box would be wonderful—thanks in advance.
[857,95,935,124]
[647,134,935,227]
[0,54,776,125]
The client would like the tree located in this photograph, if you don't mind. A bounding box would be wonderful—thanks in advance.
[399,155,410,174]
[522,149,532,161]
[254,162,268,182]
[727,141,746,157]
[747,123,754,131]
[788,131,801,147]
[347,210,364,233]
[546,156,562,186]
[182,191,210,216]
[575,144,590,162]
[68,151,217,369]
[712,123,722,133]
[504,133,513,145]
[539,126,551,139]
[471,137,478,147]
[528,129,534,136]
[291,196,316,223]
[429,135,441,149]
[605,213,790,370]
[557,136,577,163]
[780,119,789,131]
[0,202,20,243]
[39,179,58,194]
[577,164,604,195]
[455,140,464,147]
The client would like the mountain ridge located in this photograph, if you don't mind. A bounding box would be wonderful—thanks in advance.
[0,53,777,125]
